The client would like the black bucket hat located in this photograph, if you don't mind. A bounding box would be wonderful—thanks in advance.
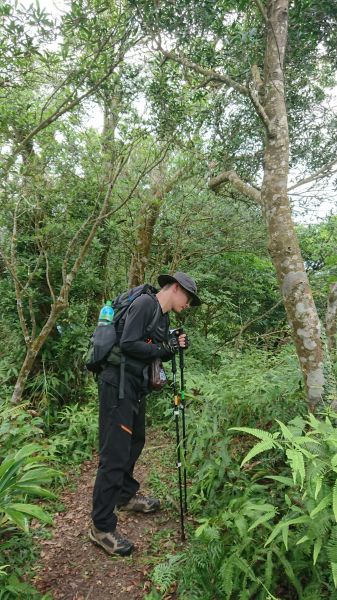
[157,271,201,306]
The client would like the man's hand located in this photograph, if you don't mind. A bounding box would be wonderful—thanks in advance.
[170,328,189,349]
[178,333,189,349]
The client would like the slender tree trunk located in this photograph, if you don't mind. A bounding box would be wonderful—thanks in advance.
[93,92,121,302]
[261,0,325,410]
[128,165,185,287]
[326,282,337,353]
[12,301,66,404]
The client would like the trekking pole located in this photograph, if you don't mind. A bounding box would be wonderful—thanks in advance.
[179,342,188,514]
[172,352,186,542]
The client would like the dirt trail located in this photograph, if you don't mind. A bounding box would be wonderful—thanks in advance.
[33,430,181,599]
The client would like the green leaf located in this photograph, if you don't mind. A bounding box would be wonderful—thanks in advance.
[13,443,41,462]
[20,467,59,482]
[296,535,310,545]
[315,475,323,500]
[229,427,276,443]
[4,508,29,531]
[332,562,337,588]
[234,515,247,538]
[9,503,53,524]
[248,511,275,532]
[265,516,309,546]
[310,494,331,518]
[313,538,323,565]
[275,419,293,441]
[273,547,302,595]
[333,480,337,522]
[240,440,275,467]
[265,475,294,486]
[16,483,56,499]
[282,524,289,550]
[286,449,305,487]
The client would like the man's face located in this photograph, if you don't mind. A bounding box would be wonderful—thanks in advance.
[172,284,192,313]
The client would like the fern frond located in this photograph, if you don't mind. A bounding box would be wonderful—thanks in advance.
[219,557,234,599]
[264,549,273,590]
[265,475,293,486]
[282,524,289,550]
[275,419,294,441]
[265,516,310,546]
[327,527,337,565]
[233,555,256,581]
[333,479,337,522]
[332,562,337,588]
[248,511,276,532]
[310,493,331,518]
[234,515,248,538]
[286,449,305,487]
[229,426,277,443]
[240,439,275,467]
[313,537,323,565]
[273,546,303,596]
[151,554,184,593]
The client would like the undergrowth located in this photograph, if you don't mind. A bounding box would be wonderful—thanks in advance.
[0,377,98,599]
[145,345,337,599]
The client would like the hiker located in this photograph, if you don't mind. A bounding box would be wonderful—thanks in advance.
[90,272,201,556]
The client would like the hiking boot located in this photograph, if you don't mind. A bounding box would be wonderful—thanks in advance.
[89,525,134,556]
[119,494,160,513]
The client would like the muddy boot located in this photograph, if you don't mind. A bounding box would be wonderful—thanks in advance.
[89,525,134,556]
[118,494,160,513]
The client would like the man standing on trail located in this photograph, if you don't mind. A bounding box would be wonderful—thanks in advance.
[90,272,201,556]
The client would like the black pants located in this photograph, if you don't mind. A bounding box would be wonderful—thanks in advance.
[92,366,146,532]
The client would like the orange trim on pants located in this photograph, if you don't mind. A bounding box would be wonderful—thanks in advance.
[120,423,133,435]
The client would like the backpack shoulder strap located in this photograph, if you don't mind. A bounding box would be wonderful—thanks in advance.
[144,293,162,337]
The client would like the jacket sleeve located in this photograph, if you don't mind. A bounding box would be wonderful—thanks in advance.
[119,295,172,360]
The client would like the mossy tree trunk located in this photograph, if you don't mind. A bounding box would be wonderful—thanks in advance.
[260,0,324,410]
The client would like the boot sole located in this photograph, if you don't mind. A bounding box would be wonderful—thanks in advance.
[89,530,134,557]
[119,505,160,514]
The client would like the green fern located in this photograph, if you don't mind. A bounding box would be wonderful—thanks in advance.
[327,527,337,565]
[264,549,273,591]
[240,440,276,467]
[333,479,337,521]
[310,493,331,518]
[219,556,234,599]
[151,554,184,593]
[229,426,278,443]
[286,448,306,486]
[272,546,303,596]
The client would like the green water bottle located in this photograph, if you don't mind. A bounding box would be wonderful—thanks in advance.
[98,300,114,326]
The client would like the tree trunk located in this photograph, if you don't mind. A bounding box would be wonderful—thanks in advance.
[261,0,325,410]
[94,93,121,302]
[128,165,185,287]
[128,196,162,287]
[11,300,66,403]
[326,282,337,353]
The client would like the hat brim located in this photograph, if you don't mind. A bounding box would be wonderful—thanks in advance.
[157,274,201,306]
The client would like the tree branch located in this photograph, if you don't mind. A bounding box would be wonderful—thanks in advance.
[209,170,262,205]
[156,43,249,96]
[157,42,275,135]
[288,157,337,191]
[11,204,31,346]
[252,0,269,24]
